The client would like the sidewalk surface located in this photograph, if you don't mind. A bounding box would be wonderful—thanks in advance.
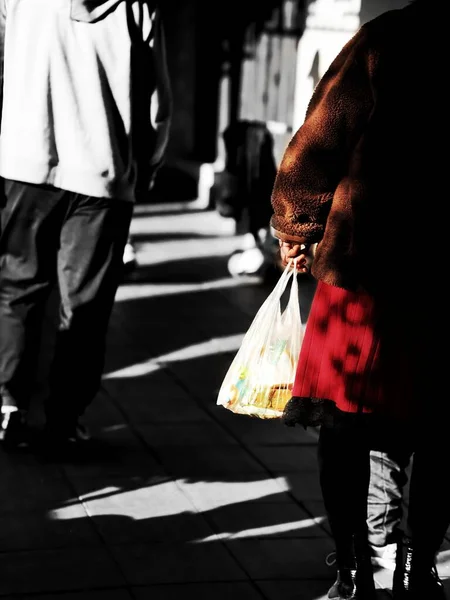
[1,203,449,599]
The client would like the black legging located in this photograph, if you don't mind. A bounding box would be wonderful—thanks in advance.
[318,412,449,562]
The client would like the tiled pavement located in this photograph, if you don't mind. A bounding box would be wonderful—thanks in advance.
[1,202,450,599]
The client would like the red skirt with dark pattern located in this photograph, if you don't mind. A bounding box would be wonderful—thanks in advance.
[284,281,415,427]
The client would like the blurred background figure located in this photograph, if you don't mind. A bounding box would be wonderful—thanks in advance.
[212,119,277,278]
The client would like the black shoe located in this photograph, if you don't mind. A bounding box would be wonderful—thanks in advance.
[42,420,91,449]
[0,410,32,449]
[393,541,446,600]
[328,569,356,599]
[64,423,91,443]
[328,534,376,600]
[328,567,376,599]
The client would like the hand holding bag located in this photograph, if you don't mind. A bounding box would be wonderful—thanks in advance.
[217,260,303,419]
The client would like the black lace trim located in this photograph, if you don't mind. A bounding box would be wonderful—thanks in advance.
[282,396,338,428]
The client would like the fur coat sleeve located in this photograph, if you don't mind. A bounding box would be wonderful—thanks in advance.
[270,25,375,245]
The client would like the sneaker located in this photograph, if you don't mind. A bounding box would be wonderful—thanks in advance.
[371,543,397,571]
[227,248,265,276]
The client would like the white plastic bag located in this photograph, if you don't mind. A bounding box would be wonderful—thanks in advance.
[217,261,303,419]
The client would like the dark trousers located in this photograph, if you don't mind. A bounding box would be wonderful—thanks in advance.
[0,179,132,423]
[318,413,450,559]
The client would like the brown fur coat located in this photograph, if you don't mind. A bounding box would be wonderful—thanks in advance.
[270,2,445,294]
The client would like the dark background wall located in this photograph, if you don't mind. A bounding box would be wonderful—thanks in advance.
[155,0,412,203]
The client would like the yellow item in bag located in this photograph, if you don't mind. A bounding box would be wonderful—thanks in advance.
[217,261,303,419]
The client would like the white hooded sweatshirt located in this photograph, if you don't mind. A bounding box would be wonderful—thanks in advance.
[0,0,172,202]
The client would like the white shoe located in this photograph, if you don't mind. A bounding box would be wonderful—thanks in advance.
[123,241,137,266]
[227,248,265,276]
[371,543,396,571]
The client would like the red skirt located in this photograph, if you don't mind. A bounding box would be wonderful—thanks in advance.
[287,281,415,426]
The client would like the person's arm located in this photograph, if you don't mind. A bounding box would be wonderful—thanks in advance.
[148,7,172,179]
[271,26,375,246]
